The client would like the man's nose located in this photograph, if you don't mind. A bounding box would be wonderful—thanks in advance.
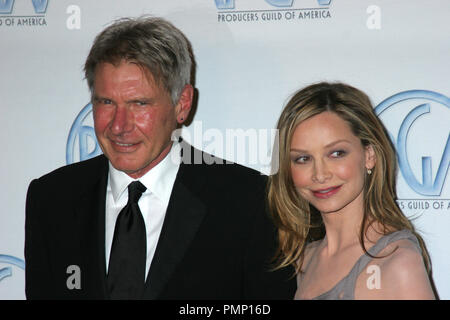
[110,105,133,135]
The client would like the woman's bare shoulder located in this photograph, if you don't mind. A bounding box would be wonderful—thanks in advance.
[356,238,435,299]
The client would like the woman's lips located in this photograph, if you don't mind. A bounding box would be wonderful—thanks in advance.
[312,185,342,199]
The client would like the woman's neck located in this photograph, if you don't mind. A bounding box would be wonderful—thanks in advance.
[319,193,365,256]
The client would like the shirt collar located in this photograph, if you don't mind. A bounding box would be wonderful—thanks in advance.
[108,141,181,205]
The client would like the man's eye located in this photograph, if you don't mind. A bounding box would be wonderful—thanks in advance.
[135,101,148,106]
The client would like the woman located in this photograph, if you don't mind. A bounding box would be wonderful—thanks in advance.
[268,82,435,299]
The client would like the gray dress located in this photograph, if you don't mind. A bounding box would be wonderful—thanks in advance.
[295,229,421,300]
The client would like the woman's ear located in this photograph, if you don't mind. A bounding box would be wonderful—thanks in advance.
[365,144,376,170]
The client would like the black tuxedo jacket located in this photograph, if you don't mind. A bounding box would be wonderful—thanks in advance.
[25,145,295,299]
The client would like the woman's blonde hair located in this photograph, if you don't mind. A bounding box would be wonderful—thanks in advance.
[267,82,431,274]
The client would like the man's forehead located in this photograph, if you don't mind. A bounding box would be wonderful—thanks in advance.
[94,60,164,88]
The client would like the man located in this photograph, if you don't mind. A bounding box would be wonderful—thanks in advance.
[25,16,295,299]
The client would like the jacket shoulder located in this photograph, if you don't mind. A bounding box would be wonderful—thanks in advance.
[181,145,267,185]
[32,155,108,190]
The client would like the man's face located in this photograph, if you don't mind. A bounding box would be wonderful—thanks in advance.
[92,60,191,178]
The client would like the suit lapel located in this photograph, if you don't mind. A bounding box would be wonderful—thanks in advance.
[71,147,207,299]
[75,156,109,299]
[143,147,207,299]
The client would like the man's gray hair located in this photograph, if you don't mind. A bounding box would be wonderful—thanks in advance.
[84,16,194,105]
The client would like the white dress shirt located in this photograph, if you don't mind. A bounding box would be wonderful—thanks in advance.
[105,142,181,279]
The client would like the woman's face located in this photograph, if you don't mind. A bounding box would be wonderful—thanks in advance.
[290,111,375,215]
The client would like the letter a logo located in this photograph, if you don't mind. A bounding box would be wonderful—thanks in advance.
[66,265,81,290]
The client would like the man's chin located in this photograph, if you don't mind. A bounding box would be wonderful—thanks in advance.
[109,158,142,174]
[106,149,167,178]
[109,157,156,179]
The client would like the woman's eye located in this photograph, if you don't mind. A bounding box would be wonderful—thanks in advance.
[330,150,346,158]
[295,155,310,164]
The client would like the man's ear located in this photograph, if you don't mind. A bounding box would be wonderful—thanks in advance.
[175,84,193,124]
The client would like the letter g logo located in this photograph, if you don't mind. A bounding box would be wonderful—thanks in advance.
[375,90,450,196]
[0,255,25,283]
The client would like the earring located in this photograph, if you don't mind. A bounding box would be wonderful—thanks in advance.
[367,169,372,175]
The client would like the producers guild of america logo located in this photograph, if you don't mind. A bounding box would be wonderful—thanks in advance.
[0,0,48,27]
[215,0,332,23]
[0,255,25,283]
[375,90,450,212]
[66,103,102,165]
